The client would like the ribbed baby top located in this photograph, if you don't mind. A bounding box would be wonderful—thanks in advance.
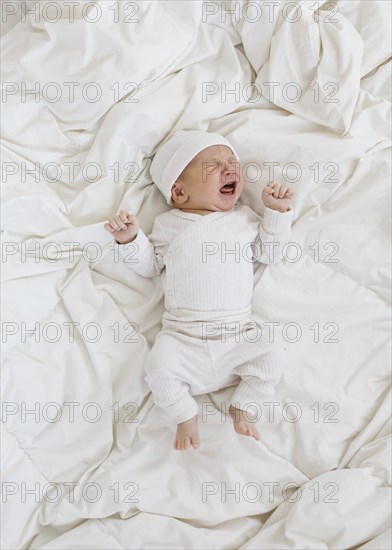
[116,204,293,320]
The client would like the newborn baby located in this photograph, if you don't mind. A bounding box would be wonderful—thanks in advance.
[104,130,294,451]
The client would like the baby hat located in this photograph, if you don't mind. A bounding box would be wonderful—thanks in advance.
[150,129,240,206]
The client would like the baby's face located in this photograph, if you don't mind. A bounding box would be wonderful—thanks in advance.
[171,145,244,213]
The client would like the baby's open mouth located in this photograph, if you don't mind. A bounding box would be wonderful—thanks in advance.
[219,181,237,195]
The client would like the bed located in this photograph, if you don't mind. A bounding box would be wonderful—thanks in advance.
[1,1,391,548]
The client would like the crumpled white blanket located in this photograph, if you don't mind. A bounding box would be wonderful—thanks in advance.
[1,1,391,548]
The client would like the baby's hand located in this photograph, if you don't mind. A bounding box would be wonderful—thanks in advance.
[262,183,294,213]
[104,210,140,244]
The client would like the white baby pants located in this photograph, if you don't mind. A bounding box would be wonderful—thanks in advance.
[144,309,286,424]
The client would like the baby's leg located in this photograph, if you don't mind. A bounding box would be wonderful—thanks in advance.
[229,346,285,441]
[144,336,201,451]
[148,370,201,451]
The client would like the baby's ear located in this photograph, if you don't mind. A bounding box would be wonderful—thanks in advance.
[171,183,179,201]
[171,182,185,203]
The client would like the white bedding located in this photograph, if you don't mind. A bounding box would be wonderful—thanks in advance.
[1,1,391,548]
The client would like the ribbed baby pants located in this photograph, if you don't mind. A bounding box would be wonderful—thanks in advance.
[144,310,286,424]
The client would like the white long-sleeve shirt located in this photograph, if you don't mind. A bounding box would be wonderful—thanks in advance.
[116,204,293,319]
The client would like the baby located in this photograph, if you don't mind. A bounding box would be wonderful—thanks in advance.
[104,130,294,451]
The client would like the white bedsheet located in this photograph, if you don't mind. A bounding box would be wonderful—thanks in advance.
[1,1,391,548]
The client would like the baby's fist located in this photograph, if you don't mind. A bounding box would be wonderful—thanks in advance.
[104,210,139,244]
[262,183,294,213]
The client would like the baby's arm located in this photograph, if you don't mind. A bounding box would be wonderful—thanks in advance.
[254,183,294,264]
[104,210,166,277]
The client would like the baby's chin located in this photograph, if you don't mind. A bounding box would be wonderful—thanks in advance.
[173,194,238,213]
[217,192,239,208]
[209,202,238,213]
[210,196,239,211]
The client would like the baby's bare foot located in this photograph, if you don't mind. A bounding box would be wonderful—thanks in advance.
[174,414,200,451]
[229,404,260,441]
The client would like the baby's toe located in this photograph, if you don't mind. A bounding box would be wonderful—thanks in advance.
[251,426,260,440]
[237,422,248,435]
[239,423,247,434]
[177,437,188,450]
[246,425,254,437]
[174,436,187,450]
[191,437,200,449]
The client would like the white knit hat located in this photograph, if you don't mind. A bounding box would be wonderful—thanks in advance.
[150,130,240,206]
